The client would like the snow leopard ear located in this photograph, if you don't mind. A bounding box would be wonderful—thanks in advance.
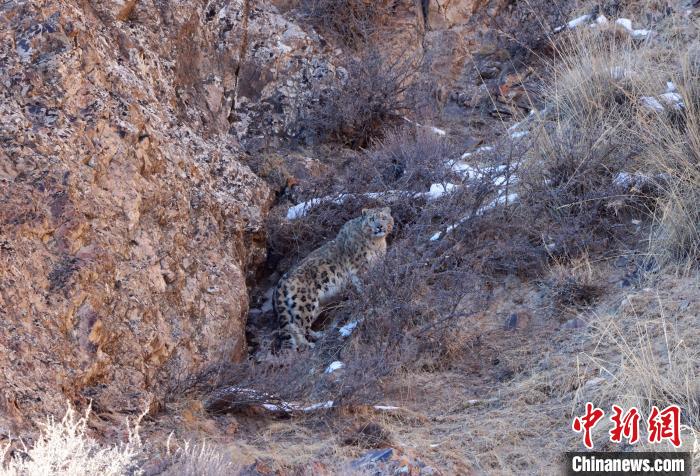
[361,208,370,217]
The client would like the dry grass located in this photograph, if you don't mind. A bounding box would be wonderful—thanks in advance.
[0,405,142,476]
[517,28,673,264]
[579,277,700,456]
[538,28,700,272]
[543,253,605,318]
[159,440,239,475]
[637,50,700,272]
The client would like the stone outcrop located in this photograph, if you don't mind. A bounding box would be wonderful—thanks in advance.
[0,0,280,434]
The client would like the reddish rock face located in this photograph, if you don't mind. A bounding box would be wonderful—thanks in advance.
[0,0,274,433]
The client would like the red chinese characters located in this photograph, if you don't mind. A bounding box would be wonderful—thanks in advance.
[647,405,681,447]
[572,402,605,449]
[609,405,640,444]
[573,403,683,449]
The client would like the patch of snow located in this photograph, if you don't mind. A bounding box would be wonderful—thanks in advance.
[286,195,347,220]
[666,81,677,92]
[631,29,650,39]
[568,14,592,29]
[615,18,633,31]
[302,401,334,412]
[596,14,609,25]
[480,192,519,213]
[325,361,345,373]
[460,145,493,160]
[640,96,664,112]
[287,183,463,220]
[510,130,529,139]
[339,320,360,337]
[432,192,519,241]
[425,183,457,200]
[614,171,667,189]
[430,126,447,136]
[373,405,400,411]
[659,92,684,110]
[217,6,228,20]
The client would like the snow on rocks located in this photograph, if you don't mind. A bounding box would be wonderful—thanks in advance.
[430,192,519,241]
[636,67,684,113]
[339,320,360,337]
[554,14,591,33]
[461,145,494,159]
[613,171,668,189]
[403,116,447,137]
[659,92,684,110]
[325,361,345,373]
[640,96,665,112]
[286,194,348,219]
[615,18,633,31]
[286,184,459,220]
[615,18,650,39]
[568,14,592,29]
[554,13,650,40]
[640,92,684,112]
[425,183,457,200]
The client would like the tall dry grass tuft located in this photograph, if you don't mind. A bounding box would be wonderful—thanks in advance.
[520,28,671,261]
[639,50,700,272]
[548,30,667,122]
[161,440,239,475]
[582,284,700,453]
[0,404,142,476]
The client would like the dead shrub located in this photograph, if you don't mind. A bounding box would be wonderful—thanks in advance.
[299,49,419,148]
[294,0,389,49]
[542,254,605,318]
[365,128,458,192]
[519,120,633,258]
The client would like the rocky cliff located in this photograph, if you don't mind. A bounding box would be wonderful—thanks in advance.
[0,0,281,434]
